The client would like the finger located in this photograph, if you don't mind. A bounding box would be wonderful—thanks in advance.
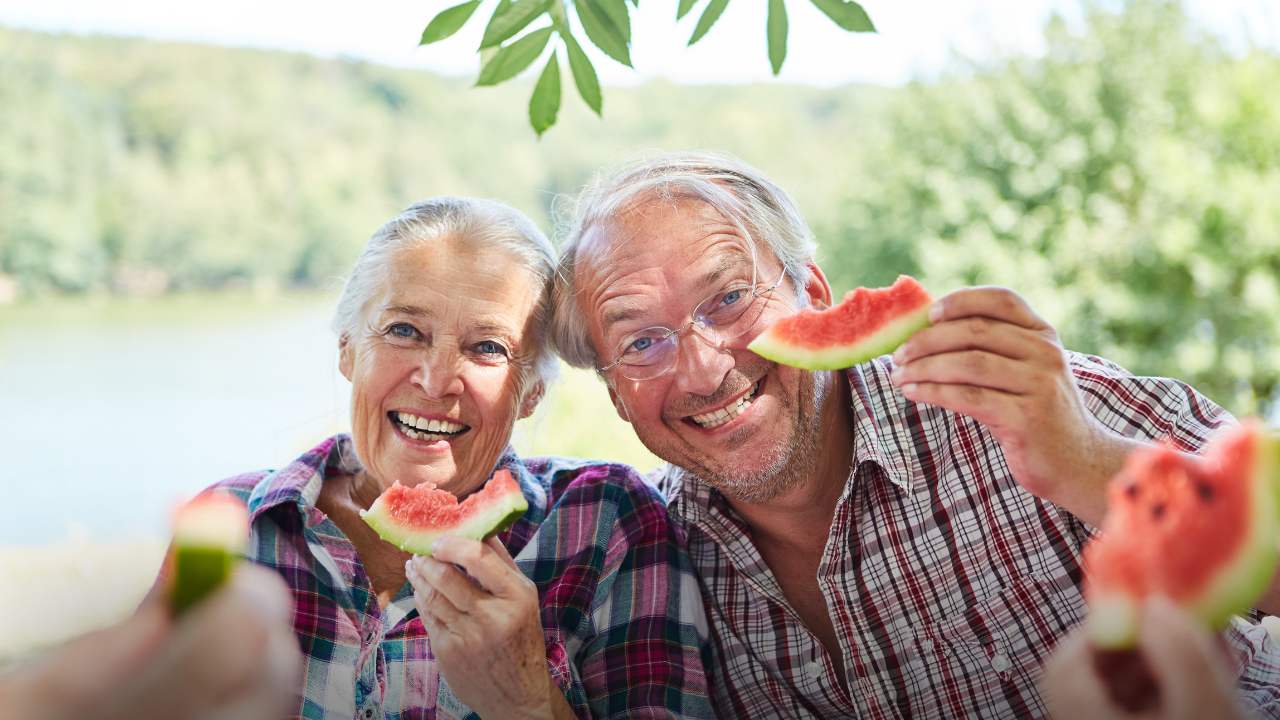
[203,615,302,720]
[899,381,1019,428]
[1041,630,1117,719]
[894,316,1044,365]
[432,536,524,598]
[1137,597,1234,712]
[932,286,1048,331]
[891,350,1034,395]
[407,558,469,626]
[484,535,520,571]
[412,555,483,611]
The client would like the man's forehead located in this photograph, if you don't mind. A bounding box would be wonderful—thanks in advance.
[577,199,758,271]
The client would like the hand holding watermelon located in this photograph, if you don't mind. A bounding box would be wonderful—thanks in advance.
[889,285,1128,526]
[406,536,575,719]
[1043,596,1243,720]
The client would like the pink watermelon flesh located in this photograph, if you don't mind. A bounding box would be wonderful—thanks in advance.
[1085,422,1280,649]
[748,275,933,370]
[360,469,528,557]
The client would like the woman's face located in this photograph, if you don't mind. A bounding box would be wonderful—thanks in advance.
[339,237,544,496]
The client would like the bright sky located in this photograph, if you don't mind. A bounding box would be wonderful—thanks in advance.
[0,0,1276,86]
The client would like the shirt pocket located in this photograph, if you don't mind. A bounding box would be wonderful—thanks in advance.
[911,573,1085,716]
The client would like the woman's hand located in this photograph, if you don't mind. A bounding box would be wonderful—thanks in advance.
[407,536,574,720]
[1043,597,1242,720]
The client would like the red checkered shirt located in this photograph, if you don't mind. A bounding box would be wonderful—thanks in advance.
[658,352,1280,719]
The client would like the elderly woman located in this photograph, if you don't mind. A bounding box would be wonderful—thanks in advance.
[191,198,713,719]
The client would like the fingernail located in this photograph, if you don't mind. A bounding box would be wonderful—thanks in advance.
[928,303,943,324]
[892,346,907,364]
[890,367,904,384]
[902,383,917,396]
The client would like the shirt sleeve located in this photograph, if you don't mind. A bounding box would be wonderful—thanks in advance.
[574,472,716,720]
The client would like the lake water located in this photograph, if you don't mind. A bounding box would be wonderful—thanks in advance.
[1,292,656,546]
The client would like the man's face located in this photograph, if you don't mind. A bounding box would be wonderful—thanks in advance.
[576,198,832,501]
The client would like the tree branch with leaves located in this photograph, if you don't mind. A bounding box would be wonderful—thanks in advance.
[419,0,876,135]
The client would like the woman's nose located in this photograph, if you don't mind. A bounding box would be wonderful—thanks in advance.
[413,349,464,399]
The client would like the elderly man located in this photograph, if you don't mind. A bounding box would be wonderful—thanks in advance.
[549,151,1280,718]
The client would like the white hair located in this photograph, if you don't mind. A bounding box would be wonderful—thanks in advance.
[332,196,558,387]
[549,150,818,369]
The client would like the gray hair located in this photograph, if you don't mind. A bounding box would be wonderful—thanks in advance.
[333,196,558,388]
[550,150,817,369]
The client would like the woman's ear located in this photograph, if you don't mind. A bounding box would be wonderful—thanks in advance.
[338,335,354,381]
[518,380,545,420]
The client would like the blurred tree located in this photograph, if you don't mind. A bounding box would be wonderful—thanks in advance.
[829,0,1280,413]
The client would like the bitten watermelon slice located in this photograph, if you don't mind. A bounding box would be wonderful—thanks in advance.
[169,493,250,615]
[360,469,528,557]
[748,275,933,370]
[1084,421,1280,649]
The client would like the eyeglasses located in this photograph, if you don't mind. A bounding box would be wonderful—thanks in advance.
[598,264,788,381]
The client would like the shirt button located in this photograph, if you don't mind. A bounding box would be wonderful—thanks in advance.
[804,659,822,674]
[991,652,1012,672]
[363,708,376,719]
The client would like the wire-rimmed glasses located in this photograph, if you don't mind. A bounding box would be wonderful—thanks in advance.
[598,263,788,381]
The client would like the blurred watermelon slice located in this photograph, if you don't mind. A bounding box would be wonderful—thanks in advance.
[1085,422,1280,648]
[748,275,933,370]
[169,492,249,615]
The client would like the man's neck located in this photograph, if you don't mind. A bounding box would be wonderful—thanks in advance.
[729,372,856,554]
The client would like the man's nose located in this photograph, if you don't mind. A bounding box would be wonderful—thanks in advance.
[673,330,734,397]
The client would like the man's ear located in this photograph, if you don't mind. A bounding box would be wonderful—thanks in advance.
[607,385,630,423]
[518,380,545,420]
[802,261,835,310]
[338,335,354,381]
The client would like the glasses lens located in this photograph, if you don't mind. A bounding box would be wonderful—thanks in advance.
[616,329,678,380]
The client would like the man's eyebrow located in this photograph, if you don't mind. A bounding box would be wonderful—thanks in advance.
[603,305,645,329]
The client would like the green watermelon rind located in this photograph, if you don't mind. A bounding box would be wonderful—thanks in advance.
[169,496,248,616]
[360,489,528,558]
[748,305,931,371]
[1089,430,1280,650]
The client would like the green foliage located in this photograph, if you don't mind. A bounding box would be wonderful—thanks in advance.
[828,0,1280,414]
[416,0,875,132]
[529,52,562,135]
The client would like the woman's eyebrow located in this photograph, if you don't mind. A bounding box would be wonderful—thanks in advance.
[382,304,432,318]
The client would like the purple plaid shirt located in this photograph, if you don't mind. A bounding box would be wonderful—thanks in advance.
[658,352,1280,718]
[211,436,714,719]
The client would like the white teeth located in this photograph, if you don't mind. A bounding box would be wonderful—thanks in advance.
[395,412,465,435]
[691,384,758,429]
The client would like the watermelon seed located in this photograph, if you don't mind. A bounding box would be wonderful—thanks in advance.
[1124,483,1139,499]
[1194,482,1214,501]
[1151,503,1166,520]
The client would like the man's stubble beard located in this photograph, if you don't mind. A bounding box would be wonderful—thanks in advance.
[676,367,834,505]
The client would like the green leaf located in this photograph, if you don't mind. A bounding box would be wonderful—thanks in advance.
[563,32,602,115]
[420,0,482,45]
[596,0,631,42]
[809,0,876,32]
[576,0,632,67]
[477,26,554,86]
[480,0,551,49]
[688,0,729,45]
[529,53,561,136]
[677,0,699,20]
[767,0,787,75]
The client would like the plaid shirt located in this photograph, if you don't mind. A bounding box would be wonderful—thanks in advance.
[659,352,1280,719]
[212,436,714,720]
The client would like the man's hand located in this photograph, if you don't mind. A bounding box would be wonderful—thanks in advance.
[890,286,1134,526]
[407,536,574,720]
[7,564,301,720]
[1043,597,1242,720]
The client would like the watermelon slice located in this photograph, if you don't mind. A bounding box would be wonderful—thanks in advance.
[169,493,249,615]
[1084,421,1280,649]
[360,469,528,557]
[748,275,933,370]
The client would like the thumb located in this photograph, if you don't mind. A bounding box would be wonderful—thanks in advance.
[1136,597,1237,719]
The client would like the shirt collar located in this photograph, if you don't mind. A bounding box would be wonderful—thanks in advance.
[666,359,920,527]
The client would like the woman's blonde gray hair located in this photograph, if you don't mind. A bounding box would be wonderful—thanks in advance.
[549,150,817,370]
[332,196,558,387]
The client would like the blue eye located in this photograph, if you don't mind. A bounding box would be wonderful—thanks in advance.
[721,288,745,306]
[475,340,508,357]
[630,336,653,352]
[387,323,420,340]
